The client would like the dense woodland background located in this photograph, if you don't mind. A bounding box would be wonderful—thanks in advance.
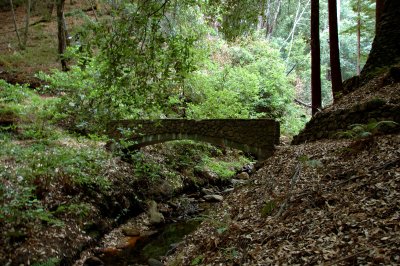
[0,0,378,135]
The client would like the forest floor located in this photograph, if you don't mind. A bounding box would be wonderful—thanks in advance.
[0,1,94,86]
[165,74,400,265]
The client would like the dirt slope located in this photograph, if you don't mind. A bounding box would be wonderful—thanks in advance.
[165,75,400,265]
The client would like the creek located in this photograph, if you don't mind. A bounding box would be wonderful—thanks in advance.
[79,164,254,266]
[100,219,202,265]
[85,198,219,266]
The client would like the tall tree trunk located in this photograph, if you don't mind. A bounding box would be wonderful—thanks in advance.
[356,0,361,75]
[361,0,400,82]
[56,0,69,71]
[9,0,22,49]
[285,0,310,60]
[22,0,31,48]
[311,0,321,115]
[328,0,343,101]
[267,0,282,38]
[375,0,384,34]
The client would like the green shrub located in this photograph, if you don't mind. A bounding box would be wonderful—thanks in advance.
[336,120,398,139]
[0,79,32,104]
[54,203,92,219]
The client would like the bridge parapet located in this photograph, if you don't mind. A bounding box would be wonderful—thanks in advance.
[107,119,279,160]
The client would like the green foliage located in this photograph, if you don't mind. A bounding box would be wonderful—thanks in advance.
[202,156,250,179]
[191,255,205,265]
[185,37,306,134]
[299,155,323,169]
[0,82,112,239]
[37,1,210,133]
[336,120,398,139]
[131,152,162,182]
[163,140,250,180]
[261,200,277,217]
[54,203,92,219]
[37,2,307,136]
[0,176,61,226]
[0,80,32,104]
[32,257,61,266]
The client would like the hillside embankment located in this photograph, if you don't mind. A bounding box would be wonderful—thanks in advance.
[165,70,400,265]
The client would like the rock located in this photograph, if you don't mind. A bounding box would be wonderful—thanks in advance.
[116,236,141,249]
[236,172,250,180]
[148,200,165,224]
[201,188,214,195]
[121,226,140,236]
[231,179,247,186]
[203,194,224,202]
[148,258,164,266]
[240,164,254,174]
[97,247,121,255]
[83,256,104,266]
[222,188,234,194]
[141,230,158,237]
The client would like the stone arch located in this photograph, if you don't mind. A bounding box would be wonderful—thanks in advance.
[129,133,272,159]
[107,119,280,160]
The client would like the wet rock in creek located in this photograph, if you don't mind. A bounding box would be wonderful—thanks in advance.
[83,256,104,266]
[148,258,164,266]
[121,226,140,236]
[203,194,224,202]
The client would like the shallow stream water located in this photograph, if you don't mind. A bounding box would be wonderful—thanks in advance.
[100,218,202,265]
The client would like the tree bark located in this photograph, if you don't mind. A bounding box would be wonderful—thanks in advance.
[285,0,310,60]
[356,0,361,75]
[268,0,282,38]
[328,0,343,101]
[375,0,384,34]
[311,0,321,115]
[22,0,31,48]
[361,0,400,82]
[56,0,69,71]
[9,0,22,49]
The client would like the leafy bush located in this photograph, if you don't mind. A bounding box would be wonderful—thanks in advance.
[185,38,306,134]
[0,80,32,104]
[336,120,399,139]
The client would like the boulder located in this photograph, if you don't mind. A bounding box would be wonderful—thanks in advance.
[83,256,104,266]
[201,188,215,195]
[121,226,140,236]
[203,194,224,202]
[236,172,250,180]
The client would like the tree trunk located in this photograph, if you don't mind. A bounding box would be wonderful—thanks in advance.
[328,0,343,101]
[22,0,31,48]
[311,0,321,115]
[375,0,384,34]
[268,0,282,38]
[356,0,361,75]
[285,0,310,60]
[9,0,22,49]
[56,0,69,71]
[361,0,400,82]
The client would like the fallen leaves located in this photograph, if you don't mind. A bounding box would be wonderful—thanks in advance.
[165,134,400,265]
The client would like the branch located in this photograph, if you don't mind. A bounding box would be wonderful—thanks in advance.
[294,98,312,108]
[148,0,170,17]
[9,0,22,48]
[276,163,301,217]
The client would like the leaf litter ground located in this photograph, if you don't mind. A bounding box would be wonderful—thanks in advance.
[166,78,400,265]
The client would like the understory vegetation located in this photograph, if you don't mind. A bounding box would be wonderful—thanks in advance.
[0,81,250,255]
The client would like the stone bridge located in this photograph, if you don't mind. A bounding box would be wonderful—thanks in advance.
[107,119,280,159]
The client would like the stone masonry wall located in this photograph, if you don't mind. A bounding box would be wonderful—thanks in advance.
[107,119,280,159]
